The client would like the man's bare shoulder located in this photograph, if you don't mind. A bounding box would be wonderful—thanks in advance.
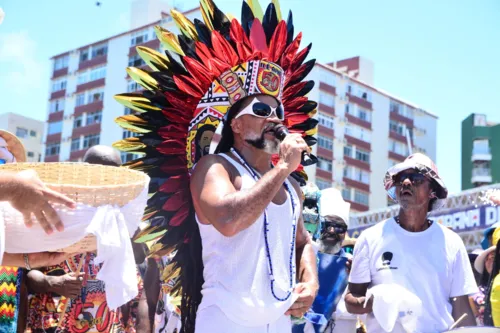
[191,154,235,179]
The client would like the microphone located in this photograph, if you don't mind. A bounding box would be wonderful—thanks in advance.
[274,125,317,166]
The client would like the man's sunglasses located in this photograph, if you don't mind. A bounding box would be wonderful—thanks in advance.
[393,172,429,186]
[321,222,347,234]
[235,100,284,121]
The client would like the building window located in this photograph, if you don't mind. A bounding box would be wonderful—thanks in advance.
[71,138,81,152]
[474,114,487,127]
[389,139,408,156]
[131,29,150,46]
[73,115,83,128]
[50,99,65,113]
[53,55,69,71]
[89,65,106,82]
[389,120,406,135]
[319,69,335,86]
[86,111,102,125]
[77,72,88,85]
[27,151,34,158]
[390,100,401,114]
[76,93,86,107]
[45,143,60,156]
[473,139,490,155]
[318,157,333,172]
[29,130,37,137]
[316,179,331,190]
[355,148,370,163]
[128,54,146,67]
[80,48,90,62]
[345,166,369,184]
[345,124,371,143]
[127,81,141,93]
[124,108,133,115]
[16,127,28,138]
[354,190,369,206]
[91,43,108,58]
[319,92,335,108]
[83,134,100,149]
[318,135,333,150]
[51,79,67,92]
[344,144,352,158]
[47,121,63,135]
[121,152,140,163]
[358,108,371,122]
[318,113,334,129]
[358,88,371,101]
[123,130,139,139]
[87,89,104,104]
[342,187,352,201]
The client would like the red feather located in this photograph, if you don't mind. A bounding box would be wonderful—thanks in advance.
[173,75,204,98]
[160,156,187,174]
[162,190,190,211]
[183,57,213,87]
[161,108,191,124]
[169,202,190,226]
[282,81,308,101]
[284,114,309,127]
[207,57,230,77]
[159,174,190,194]
[195,42,215,69]
[157,139,186,155]
[290,44,311,72]
[283,96,308,111]
[211,30,239,66]
[164,91,197,111]
[158,124,189,139]
[280,32,302,71]
[268,21,288,63]
[249,18,269,56]
[229,19,253,61]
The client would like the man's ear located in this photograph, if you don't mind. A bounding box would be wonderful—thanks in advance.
[231,118,243,135]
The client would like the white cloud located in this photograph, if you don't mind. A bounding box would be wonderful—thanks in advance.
[0,31,43,95]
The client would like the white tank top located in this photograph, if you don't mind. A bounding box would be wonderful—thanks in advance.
[196,153,299,327]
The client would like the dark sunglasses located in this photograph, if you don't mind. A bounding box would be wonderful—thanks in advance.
[235,101,285,121]
[393,172,428,186]
[321,222,347,234]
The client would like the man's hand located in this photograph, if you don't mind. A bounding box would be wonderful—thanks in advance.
[48,272,85,298]
[28,252,74,268]
[277,133,309,174]
[10,170,76,234]
[285,282,318,317]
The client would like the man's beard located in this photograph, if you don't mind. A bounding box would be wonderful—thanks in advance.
[318,234,342,254]
[245,128,280,154]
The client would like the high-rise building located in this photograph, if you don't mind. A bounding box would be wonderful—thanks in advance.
[43,7,437,212]
[0,112,44,162]
[462,113,500,190]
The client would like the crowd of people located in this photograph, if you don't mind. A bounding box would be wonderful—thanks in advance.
[2,0,500,332]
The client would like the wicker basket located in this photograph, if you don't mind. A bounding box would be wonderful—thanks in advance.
[0,162,149,252]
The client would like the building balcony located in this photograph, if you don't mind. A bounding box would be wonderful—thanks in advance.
[72,122,101,138]
[471,168,492,184]
[128,39,160,56]
[389,151,406,162]
[317,147,333,159]
[346,93,372,110]
[318,125,334,137]
[70,149,89,161]
[319,82,336,95]
[319,103,335,116]
[51,67,68,79]
[389,130,408,143]
[390,110,413,127]
[44,155,59,163]
[471,149,492,162]
[45,133,62,144]
[345,156,370,172]
[76,78,105,93]
[48,111,64,123]
[74,100,104,117]
[50,89,66,100]
[343,177,370,192]
[316,169,333,180]
[78,55,107,71]
[346,114,372,130]
[345,134,371,151]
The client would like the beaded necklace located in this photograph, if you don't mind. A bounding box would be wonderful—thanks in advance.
[230,148,297,301]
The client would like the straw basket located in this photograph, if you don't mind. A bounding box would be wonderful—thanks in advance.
[0,162,149,252]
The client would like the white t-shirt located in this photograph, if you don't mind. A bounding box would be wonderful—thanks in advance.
[349,218,478,333]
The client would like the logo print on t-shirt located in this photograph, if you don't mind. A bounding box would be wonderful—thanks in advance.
[382,252,393,266]
[377,251,398,271]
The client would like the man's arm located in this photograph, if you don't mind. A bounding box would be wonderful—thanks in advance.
[191,134,307,237]
[285,178,318,317]
[26,269,83,298]
[451,295,476,327]
[144,257,160,328]
[2,252,71,268]
[344,283,373,314]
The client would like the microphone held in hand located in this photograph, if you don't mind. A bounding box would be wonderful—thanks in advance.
[274,125,317,166]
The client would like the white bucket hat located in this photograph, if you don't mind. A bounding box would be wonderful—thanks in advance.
[320,188,350,227]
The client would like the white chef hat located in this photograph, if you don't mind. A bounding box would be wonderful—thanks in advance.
[319,188,350,227]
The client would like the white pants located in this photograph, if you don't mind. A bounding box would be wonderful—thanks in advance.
[195,305,292,333]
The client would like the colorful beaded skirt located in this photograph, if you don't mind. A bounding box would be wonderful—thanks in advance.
[0,267,22,333]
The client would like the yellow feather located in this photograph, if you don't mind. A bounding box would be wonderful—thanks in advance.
[126,67,159,91]
[200,0,215,31]
[170,9,199,41]
[136,46,170,72]
[308,109,318,117]
[248,0,264,21]
[154,26,185,56]
[114,94,161,113]
[271,0,283,21]
[112,138,146,152]
[305,127,318,136]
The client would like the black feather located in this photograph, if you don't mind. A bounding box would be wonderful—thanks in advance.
[211,2,231,39]
[304,135,317,147]
[194,19,212,48]
[178,35,200,61]
[288,58,316,86]
[297,80,315,97]
[291,118,318,131]
[298,100,318,113]
[262,3,279,45]
[286,10,294,45]
[163,50,188,76]
[241,1,255,37]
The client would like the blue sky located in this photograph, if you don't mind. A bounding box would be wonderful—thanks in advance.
[0,0,499,194]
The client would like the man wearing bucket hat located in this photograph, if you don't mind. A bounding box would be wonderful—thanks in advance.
[345,153,478,332]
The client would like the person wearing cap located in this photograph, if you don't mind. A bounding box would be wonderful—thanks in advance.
[294,188,356,332]
[470,239,496,326]
[345,153,478,332]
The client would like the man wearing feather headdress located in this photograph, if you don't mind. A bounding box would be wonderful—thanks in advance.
[112,0,320,332]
